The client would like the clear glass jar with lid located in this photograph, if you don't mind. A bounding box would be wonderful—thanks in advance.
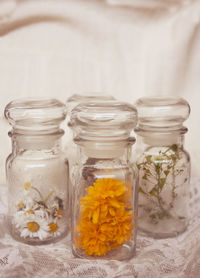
[69,101,138,260]
[134,97,191,238]
[5,98,69,245]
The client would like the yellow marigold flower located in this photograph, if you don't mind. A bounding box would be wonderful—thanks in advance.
[75,178,134,256]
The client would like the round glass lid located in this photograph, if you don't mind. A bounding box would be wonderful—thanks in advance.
[4,98,66,131]
[135,97,190,129]
[70,100,137,141]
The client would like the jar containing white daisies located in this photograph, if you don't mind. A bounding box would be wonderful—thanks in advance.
[5,98,69,244]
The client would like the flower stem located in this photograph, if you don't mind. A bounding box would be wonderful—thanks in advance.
[31,186,45,202]
[44,189,55,203]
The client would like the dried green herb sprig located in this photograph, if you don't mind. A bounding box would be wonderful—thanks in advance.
[137,144,185,223]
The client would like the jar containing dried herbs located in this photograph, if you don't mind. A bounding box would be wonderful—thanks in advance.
[135,97,191,238]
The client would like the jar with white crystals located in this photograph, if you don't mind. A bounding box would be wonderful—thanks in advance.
[135,97,191,238]
[69,101,138,260]
[5,98,69,244]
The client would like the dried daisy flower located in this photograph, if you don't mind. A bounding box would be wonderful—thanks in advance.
[20,215,49,240]
[13,182,66,242]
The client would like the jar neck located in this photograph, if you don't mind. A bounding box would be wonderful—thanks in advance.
[10,130,63,153]
[136,132,185,148]
[75,138,135,161]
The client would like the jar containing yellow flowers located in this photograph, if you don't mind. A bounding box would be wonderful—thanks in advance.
[69,101,138,260]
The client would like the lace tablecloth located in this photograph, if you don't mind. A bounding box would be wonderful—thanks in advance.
[0,178,200,278]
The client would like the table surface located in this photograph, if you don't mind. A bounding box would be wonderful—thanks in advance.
[0,178,200,278]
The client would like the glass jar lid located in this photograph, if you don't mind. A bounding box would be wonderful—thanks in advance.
[135,97,190,131]
[66,93,115,115]
[70,100,137,142]
[4,98,66,133]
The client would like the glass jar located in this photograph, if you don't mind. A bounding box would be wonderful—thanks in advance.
[135,97,191,238]
[69,101,138,260]
[5,98,69,245]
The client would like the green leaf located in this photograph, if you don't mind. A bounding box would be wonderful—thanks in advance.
[155,163,161,174]
[136,164,141,169]
[143,174,147,180]
[155,156,163,161]
[164,170,169,176]
[149,188,157,196]
[139,187,146,194]
[146,155,152,163]
[159,178,166,190]
[146,169,151,174]
[170,144,178,153]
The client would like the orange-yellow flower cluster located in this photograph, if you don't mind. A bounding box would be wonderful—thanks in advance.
[75,178,134,256]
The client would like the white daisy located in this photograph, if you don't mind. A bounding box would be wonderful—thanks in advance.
[13,210,28,228]
[13,204,37,228]
[20,215,49,240]
[16,197,36,211]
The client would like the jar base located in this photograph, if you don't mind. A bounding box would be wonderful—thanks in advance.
[138,224,187,239]
[72,242,136,261]
[10,229,68,245]
[7,217,68,245]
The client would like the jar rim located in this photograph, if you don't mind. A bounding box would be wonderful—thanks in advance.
[74,136,136,145]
